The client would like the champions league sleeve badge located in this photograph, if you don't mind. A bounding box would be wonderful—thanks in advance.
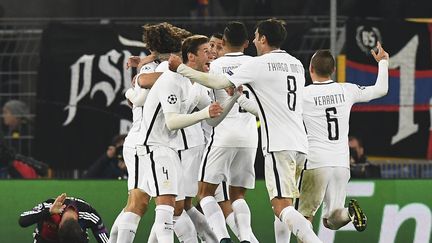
[167,94,177,104]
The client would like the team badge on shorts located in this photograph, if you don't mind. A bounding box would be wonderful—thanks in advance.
[167,94,177,104]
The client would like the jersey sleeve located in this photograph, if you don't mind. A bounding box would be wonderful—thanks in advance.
[157,74,182,114]
[87,206,109,243]
[344,83,377,103]
[18,199,53,227]
[224,58,258,87]
[139,62,157,74]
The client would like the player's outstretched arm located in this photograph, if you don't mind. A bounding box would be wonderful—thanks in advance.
[353,42,389,103]
[164,102,223,131]
[368,41,389,99]
[237,94,259,117]
[206,91,242,126]
[137,72,162,89]
[168,54,233,89]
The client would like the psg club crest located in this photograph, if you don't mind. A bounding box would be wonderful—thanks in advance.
[355,25,382,55]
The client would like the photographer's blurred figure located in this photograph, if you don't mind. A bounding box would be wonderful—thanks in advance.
[19,193,109,243]
[2,100,32,155]
[83,134,127,179]
[349,136,381,178]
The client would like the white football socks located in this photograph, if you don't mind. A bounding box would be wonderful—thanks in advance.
[274,215,291,243]
[152,205,174,243]
[187,206,218,243]
[200,196,230,241]
[280,206,322,243]
[232,199,257,242]
[117,211,141,243]
[174,210,198,243]
[108,209,123,243]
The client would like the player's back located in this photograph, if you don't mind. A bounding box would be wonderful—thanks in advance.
[303,81,357,169]
[209,53,258,148]
[230,50,307,154]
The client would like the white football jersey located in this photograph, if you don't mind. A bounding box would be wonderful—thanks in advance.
[175,82,209,150]
[302,80,380,169]
[123,61,158,148]
[156,61,207,150]
[226,50,308,154]
[209,52,258,148]
[140,64,211,151]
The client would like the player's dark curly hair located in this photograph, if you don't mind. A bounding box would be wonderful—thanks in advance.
[142,22,192,54]
[255,18,287,48]
[58,218,86,243]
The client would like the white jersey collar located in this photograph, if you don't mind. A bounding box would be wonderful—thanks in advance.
[224,52,244,57]
[312,80,335,85]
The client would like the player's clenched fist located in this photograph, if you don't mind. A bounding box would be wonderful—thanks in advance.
[208,102,223,118]
[168,54,183,72]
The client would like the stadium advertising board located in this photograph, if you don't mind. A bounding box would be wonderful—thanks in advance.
[313,181,431,243]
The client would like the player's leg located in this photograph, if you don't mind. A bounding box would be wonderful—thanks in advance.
[322,167,364,231]
[116,146,151,243]
[265,151,322,243]
[148,147,182,243]
[229,148,258,243]
[215,182,239,241]
[186,198,219,243]
[274,215,291,243]
[173,148,199,243]
[295,167,330,243]
[181,146,217,242]
[198,146,234,242]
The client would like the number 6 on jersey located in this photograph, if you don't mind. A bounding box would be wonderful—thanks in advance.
[325,107,339,140]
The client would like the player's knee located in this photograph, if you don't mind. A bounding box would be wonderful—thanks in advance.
[183,198,193,211]
[229,187,246,202]
[174,201,184,216]
[125,196,148,216]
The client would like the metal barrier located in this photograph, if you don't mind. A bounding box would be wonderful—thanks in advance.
[371,159,432,179]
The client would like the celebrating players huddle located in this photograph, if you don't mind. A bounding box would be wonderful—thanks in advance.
[111,18,389,243]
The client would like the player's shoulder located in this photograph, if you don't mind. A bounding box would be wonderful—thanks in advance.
[341,82,365,91]
[155,61,169,72]
[139,61,158,74]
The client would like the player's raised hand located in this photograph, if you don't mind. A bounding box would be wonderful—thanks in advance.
[137,53,157,70]
[371,41,389,62]
[50,193,67,214]
[209,102,223,118]
[168,54,183,72]
[126,56,141,69]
